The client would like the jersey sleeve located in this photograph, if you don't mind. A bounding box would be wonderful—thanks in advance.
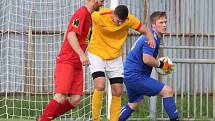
[142,40,155,56]
[128,14,142,31]
[67,11,86,35]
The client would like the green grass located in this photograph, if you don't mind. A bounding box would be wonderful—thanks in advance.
[0,119,60,121]
[0,93,213,120]
[0,119,35,121]
[121,94,213,120]
[0,118,109,121]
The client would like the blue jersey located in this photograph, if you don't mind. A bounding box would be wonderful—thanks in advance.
[124,30,160,78]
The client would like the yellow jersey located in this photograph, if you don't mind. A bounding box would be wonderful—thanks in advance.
[88,8,142,60]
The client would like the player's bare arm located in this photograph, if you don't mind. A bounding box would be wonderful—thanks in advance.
[143,53,173,72]
[143,53,160,67]
[138,25,156,48]
[67,31,90,66]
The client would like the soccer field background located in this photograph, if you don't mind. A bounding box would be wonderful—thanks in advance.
[0,0,214,120]
[0,94,213,120]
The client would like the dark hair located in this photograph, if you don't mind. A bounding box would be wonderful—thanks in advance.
[114,5,128,20]
[150,11,167,24]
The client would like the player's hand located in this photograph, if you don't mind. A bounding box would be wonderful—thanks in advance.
[146,38,156,48]
[159,60,174,72]
[80,54,90,66]
[162,61,171,71]
[165,64,174,74]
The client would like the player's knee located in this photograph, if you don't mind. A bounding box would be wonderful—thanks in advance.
[111,86,123,96]
[111,88,123,96]
[93,72,106,91]
[53,93,66,104]
[160,86,173,97]
[95,84,105,91]
[110,77,123,96]
[68,95,81,107]
[94,81,106,91]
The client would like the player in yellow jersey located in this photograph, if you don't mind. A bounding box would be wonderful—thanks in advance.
[87,5,155,121]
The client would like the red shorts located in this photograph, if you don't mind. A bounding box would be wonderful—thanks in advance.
[54,63,83,95]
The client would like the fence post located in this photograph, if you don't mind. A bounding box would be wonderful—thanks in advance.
[149,69,158,120]
[213,65,215,118]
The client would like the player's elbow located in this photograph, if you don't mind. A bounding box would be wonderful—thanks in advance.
[67,31,76,41]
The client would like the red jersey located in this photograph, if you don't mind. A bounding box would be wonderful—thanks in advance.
[56,6,92,68]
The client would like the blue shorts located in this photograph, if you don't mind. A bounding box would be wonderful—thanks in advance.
[124,75,164,103]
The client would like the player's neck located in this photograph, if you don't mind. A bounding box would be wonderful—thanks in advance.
[84,3,94,13]
[157,34,162,38]
[153,30,163,38]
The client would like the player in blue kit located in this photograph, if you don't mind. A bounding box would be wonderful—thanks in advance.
[118,11,179,121]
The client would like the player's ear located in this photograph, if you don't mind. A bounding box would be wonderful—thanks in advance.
[151,23,156,28]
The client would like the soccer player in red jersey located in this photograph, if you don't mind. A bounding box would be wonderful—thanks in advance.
[38,0,104,121]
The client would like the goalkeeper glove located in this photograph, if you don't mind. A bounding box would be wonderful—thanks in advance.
[158,60,174,72]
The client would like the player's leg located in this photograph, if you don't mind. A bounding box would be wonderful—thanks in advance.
[88,52,106,121]
[55,66,84,118]
[159,85,179,121]
[136,76,179,121]
[39,63,77,121]
[57,94,80,116]
[92,75,105,121]
[106,56,124,121]
[119,101,141,121]
[52,97,75,119]
[39,93,66,121]
[109,79,123,121]
[119,77,144,121]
